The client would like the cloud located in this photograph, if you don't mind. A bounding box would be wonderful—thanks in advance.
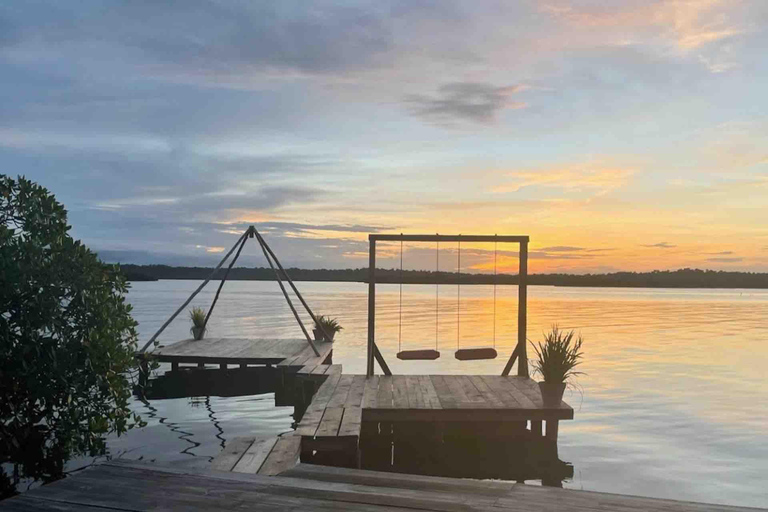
[541,0,746,50]
[704,251,734,255]
[405,83,526,125]
[642,242,677,249]
[708,257,743,263]
[492,164,634,195]
[539,246,585,252]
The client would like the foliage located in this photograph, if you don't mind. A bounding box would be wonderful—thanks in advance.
[0,175,143,498]
[189,307,206,329]
[314,315,343,334]
[530,326,584,384]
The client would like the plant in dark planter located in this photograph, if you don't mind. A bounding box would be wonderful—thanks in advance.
[189,307,207,340]
[313,315,343,341]
[531,326,584,407]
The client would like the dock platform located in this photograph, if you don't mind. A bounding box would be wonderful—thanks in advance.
[2,460,758,512]
[147,337,333,368]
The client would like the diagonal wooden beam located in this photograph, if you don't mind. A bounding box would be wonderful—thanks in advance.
[203,230,249,330]
[139,228,250,353]
[253,230,332,342]
[373,342,392,376]
[255,233,320,356]
[501,343,520,376]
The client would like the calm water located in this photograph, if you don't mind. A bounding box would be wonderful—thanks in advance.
[105,280,767,507]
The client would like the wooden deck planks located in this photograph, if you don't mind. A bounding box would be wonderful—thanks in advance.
[419,375,442,409]
[338,407,363,438]
[316,407,345,437]
[232,436,278,474]
[257,435,301,476]
[361,375,380,408]
[344,375,367,408]
[153,337,311,365]
[375,375,394,408]
[4,461,760,512]
[392,375,410,408]
[209,437,255,471]
[327,375,355,408]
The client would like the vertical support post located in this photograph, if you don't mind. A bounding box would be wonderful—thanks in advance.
[171,361,179,372]
[517,239,529,377]
[545,419,559,442]
[367,237,376,377]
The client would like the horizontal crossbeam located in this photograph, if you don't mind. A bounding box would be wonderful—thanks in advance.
[370,234,528,243]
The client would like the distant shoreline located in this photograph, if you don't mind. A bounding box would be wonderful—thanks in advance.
[119,265,768,289]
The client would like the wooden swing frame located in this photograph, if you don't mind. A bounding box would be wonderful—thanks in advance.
[366,234,529,378]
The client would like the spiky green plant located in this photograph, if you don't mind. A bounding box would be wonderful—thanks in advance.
[189,307,206,331]
[315,315,343,335]
[530,326,584,384]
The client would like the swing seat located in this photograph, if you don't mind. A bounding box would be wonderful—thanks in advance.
[454,347,498,361]
[397,349,441,360]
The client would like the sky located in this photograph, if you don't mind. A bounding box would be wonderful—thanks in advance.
[1,1,767,274]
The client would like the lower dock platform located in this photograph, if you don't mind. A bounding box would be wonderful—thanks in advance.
[1,460,758,511]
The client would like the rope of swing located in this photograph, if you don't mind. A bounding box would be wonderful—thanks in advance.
[493,237,497,349]
[398,237,403,353]
[435,238,439,350]
[457,238,461,351]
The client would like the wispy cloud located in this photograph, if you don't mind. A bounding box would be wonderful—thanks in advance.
[492,164,634,195]
[705,251,734,255]
[642,242,677,249]
[541,0,746,50]
[539,246,585,252]
[405,83,526,126]
[708,257,743,263]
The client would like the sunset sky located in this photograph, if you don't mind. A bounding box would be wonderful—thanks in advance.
[1,1,767,273]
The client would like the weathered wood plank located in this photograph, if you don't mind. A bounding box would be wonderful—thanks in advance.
[338,407,363,438]
[343,375,367,408]
[209,436,254,471]
[479,375,523,408]
[429,375,457,408]
[327,375,354,408]
[392,375,410,408]
[375,376,394,408]
[361,375,380,408]
[232,436,279,474]
[418,375,442,409]
[405,375,425,409]
[456,376,486,406]
[258,435,301,476]
[467,375,506,408]
[316,407,344,437]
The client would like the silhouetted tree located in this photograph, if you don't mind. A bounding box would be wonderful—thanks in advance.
[0,176,143,498]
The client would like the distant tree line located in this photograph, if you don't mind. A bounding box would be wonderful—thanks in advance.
[120,265,768,289]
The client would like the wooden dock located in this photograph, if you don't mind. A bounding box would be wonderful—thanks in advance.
[149,337,334,368]
[2,460,760,511]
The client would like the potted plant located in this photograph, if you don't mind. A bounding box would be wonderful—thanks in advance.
[531,326,584,407]
[313,315,343,342]
[189,306,207,340]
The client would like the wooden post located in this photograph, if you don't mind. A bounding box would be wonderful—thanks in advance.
[256,235,320,356]
[138,229,249,353]
[367,237,376,377]
[517,240,529,377]
[531,420,542,437]
[545,419,559,441]
[254,231,333,342]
